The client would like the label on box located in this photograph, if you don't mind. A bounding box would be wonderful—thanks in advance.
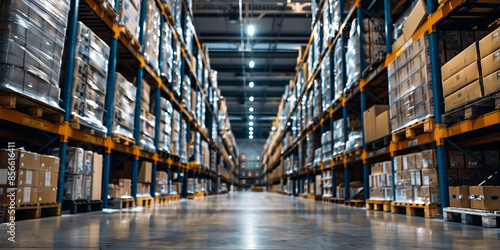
[377,148,386,154]
[369,152,374,158]
[423,176,429,185]
[23,187,30,203]
[45,172,51,187]
[409,139,418,147]
[402,38,413,52]
[26,170,32,185]
[495,52,500,61]
[403,158,408,170]
[465,108,472,119]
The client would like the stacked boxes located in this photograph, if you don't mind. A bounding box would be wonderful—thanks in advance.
[144,0,160,74]
[321,59,332,111]
[112,73,136,140]
[391,0,427,51]
[140,82,156,153]
[332,119,345,156]
[481,27,500,97]
[119,0,140,42]
[448,150,499,186]
[0,0,70,109]
[388,33,434,132]
[71,22,110,134]
[172,42,182,96]
[137,161,152,195]
[155,97,173,153]
[322,170,333,197]
[321,131,332,163]
[333,40,344,102]
[394,149,440,204]
[363,105,390,143]
[369,161,392,200]
[161,21,173,83]
[156,171,169,194]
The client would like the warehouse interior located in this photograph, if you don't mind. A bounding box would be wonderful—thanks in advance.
[1,0,500,248]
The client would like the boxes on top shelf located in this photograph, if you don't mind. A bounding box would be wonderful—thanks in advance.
[392,0,427,52]
[119,0,140,42]
[144,0,161,74]
[113,73,136,140]
[363,105,390,144]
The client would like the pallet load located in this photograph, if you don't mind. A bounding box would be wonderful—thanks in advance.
[154,97,173,154]
[155,171,169,194]
[369,161,393,201]
[0,0,70,110]
[112,73,136,144]
[118,0,140,44]
[160,20,173,84]
[70,22,110,135]
[140,81,156,153]
[363,105,390,144]
[322,171,333,197]
[144,0,160,74]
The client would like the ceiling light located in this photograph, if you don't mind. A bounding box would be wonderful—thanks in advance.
[249,115,254,120]
[249,60,255,68]
[249,81,254,88]
[249,122,254,126]
[248,25,255,36]
[249,127,254,131]
[287,0,291,3]
[249,96,254,102]
[249,135,254,139]
[249,107,254,112]
[249,131,253,135]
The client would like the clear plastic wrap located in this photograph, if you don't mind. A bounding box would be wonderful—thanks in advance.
[184,15,194,55]
[323,2,332,49]
[144,0,160,74]
[344,131,362,153]
[112,73,136,139]
[333,40,343,102]
[119,0,140,42]
[161,25,173,82]
[313,147,322,167]
[321,58,332,111]
[313,21,322,70]
[140,134,156,153]
[172,42,182,96]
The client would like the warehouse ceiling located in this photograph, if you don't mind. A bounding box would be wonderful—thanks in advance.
[193,0,312,140]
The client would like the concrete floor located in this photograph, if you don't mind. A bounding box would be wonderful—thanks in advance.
[1,192,499,249]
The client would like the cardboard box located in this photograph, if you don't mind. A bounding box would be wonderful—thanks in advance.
[422,149,436,169]
[441,42,478,81]
[459,169,482,186]
[421,169,439,186]
[403,154,416,170]
[0,168,39,187]
[16,186,38,204]
[392,35,406,52]
[108,185,123,197]
[138,161,152,183]
[394,156,402,171]
[40,155,59,172]
[66,148,84,174]
[381,161,391,174]
[442,61,481,97]
[479,26,500,58]
[0,149,40,170]
[83,175,92,199]
[64,174,84,200]
[84,151,93,175]
[402,0,427,41]
[156,171,168,185]
[371,163,382,174]
[445,80,483,113]
[483,151,499,167]
[413,186,423,202]
[448,169,459,186]
[421,186,440,204]
[466,151,483,169]
[469,186,500,210]
[449,186,470,208]
[363,105,389,143]
[386,174,393,187]
[37,186,57,204]
[449,151,465,168]
[394,171,404,184]
[118,178,131,196]
[481,48,500,77]
[482,69,500,96]
[410,170,422,186]
[375,110,390,140]
[39,171,57,187]
[415,152,423,169]
[91,153,102,200]
[370,187,385,198]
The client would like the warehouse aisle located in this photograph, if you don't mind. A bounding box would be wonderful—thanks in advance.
[2,192,499,249]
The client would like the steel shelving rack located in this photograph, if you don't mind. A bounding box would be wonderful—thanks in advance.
[0,0,240,207]
[263,0,500,211]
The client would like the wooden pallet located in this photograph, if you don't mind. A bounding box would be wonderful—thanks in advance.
[345,147,363,156]
[118,24,142,52]
[0,203,61,223]
[251,187,264,192]
[112,133,135,146]
[322,196,333,202]
[95,0,118,19]
[332,154,343,162]
[0,92,64,124]
[136,196,153,207]
[69,115,106,138]
[195,191,205,197]
[366,135,391,152]
[392,117,435,143]
[299,193,309,199]
[366,199,391,212]
[168,194,180,202]
[308,194,322,200]
[391,202,439,218]
[444,207,500,228]
[344,199,365,208]
[330,197,345,204]
[62,199,103,214]
[121,197,135,209]
[442,93,500,125]
[187,193,195,199]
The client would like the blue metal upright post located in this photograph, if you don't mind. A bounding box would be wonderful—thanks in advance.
[57,0,79,203]
[391,156,396,200]
[340,29,350,199]
[427,0,449,210]
[384,0,393,54]
[132,0,147,200]
[331,169,336,198]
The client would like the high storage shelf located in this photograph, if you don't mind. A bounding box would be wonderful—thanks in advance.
[0,0,239,205]
[262,0,500,208]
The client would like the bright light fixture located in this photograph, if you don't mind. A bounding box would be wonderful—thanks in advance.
[248,25,255,36]
[249,136,253,139]
[249,115,254,120]
[249,122,254,126]
[249,60,255,68]
[249,127,254,131]
[249,107,254,112]
[249,96,254,102]
[249,131,253,135]
[249,81,254,88]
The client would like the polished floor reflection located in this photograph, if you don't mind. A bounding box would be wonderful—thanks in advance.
[1,192,499,249]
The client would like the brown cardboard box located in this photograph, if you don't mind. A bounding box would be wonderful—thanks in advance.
[421,186,440,204]
[422,169,439,186]
[363,105,389,143]
[459,169,482,186]
[118,178,131,196]
[381,161,391,174]
[442,61,481,97]
[405,186,415,201]
[466,151,483,169]
[171,182,181,194]
[441,42,478,81]
[371,163,382,174]
[402,171,412,184]
[84,151,93,175]
[37,186,57,204]
[108,185,123,197]
[449,151,465,168]
[415,152,423,169]
[479,26,500,58]
[422,149,436,169]
[83,175,92,199]
[482,69,500,96]
[413,186,423,202]
[394,156,403,171]
[403,154,416,170]
[138,161,152,183]
[394,171,404,184]
[3,169,39,187]
[402,0,427,41]
[0,149,40,170]
[16,186,38,204]
[64,174,84,200]
[483,151,499,167]
[410,170,422,186]
[91,153,102,200]
[448,169,459,186]
[392,35,406,52]
[375,110,390,140]
[40,155,59,172]
[370,187,385,198]
[156,171,168,185]
[469,186,500,210]
[66,147,84,174]
[39,171,57,187]
[386,173,393,187]
[481,48,500,77]
[444,80,483,112]
[449,186,470,208]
